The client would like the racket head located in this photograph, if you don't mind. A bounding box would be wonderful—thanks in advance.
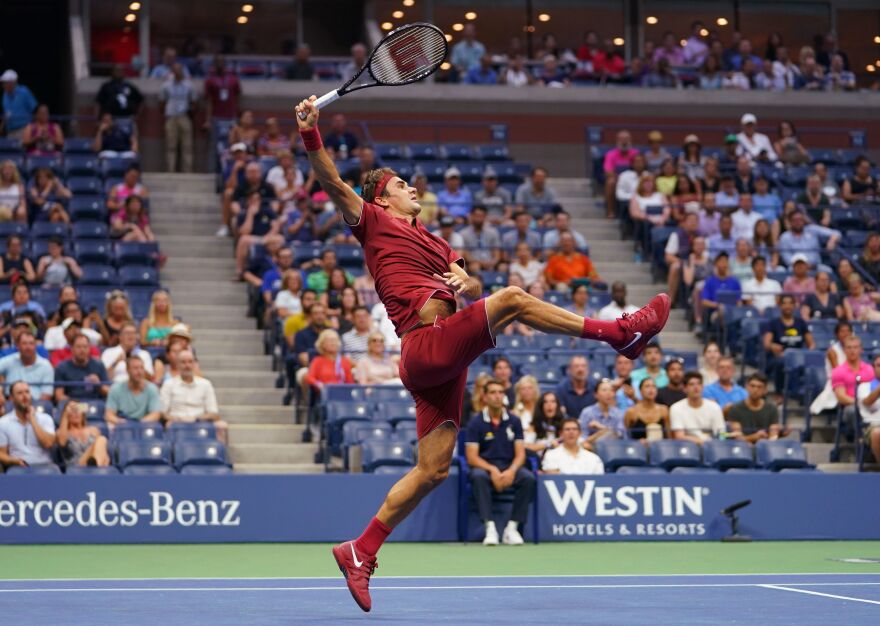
[364,22,448,88]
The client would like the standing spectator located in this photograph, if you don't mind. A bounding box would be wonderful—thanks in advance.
[741,256,782,313]
[57,401,111,467]
[340,43,368,82]
[286,44,315,80]
[150,47,190,80]
[579,379,626,445]
[699,55,724,89]
[0,330,53,402]
[542,418,604,474]
[465,378,534,546]
[630,344,669,397]
[93,113,138,159]
[21,104,64,155]
[354,332,400,386]
[597,281,639,321]
[644,58,680,88]
[764,294,814,393]
[832,335,874,430]
[602,131,637,217]
[656,358,687,407]
[555,355,594,418]
[0,70,37,140]
[653,31,685,66]
[703,357,747,415]
[203,55,241,129]
[736,114,778,163]
[159,64,196,173]
[670,372,725,444]
[816,33,849,71]
[665,211,700,305]
[801,271,842,320]
[543,232,600,289]
[682,21,709,67]
[104,356,162,424]
[771,47,800,90]
[95,65,143,117]
[0,160,26,222]
[474,168,513,224]
[460,205,501,269]
[161,350,227,443]
[101,322,154,383]
[451,23,486,75]
[436,167,473,220]
[464,55,499,85]
[624,378,670,441]
[0,381,55,468]
[503,212,542,251]
[508,242,544,288]
[856,354,880,463]
[35,237,81,287]
[322,114,359,159]
[54,333,109,402]
[727,373,782,442]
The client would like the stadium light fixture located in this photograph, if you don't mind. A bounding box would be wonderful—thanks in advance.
[538,13,550,22]
[646,16,658,25]
[237,15,248,24]
[403,0,415,6]
[129,2,141,10]
[242,4,254,13]
[452,22,464,31]
[124,13,137,22]
[716,17,729,26]
[444,33,453,42]
[875,36,880,44]
[465,12,477,20]
[680,39,687,46]
[392,10,404,18]
[381,22,394,30]
[699,28,709,37]
[868,65,876,73]
[440,62,451,70]
[613,37,624,46]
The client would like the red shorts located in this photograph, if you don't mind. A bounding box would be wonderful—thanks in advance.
[398,299,496,440]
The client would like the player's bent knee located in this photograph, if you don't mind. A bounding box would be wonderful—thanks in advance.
[498,285,527,309]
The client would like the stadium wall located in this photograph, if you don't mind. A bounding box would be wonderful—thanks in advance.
[74,79,880,176]
[2,474,878,544]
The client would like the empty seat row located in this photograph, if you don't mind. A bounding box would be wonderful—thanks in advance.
[116,439,229,471]
[2,463,232,476]
[0,152,137,179]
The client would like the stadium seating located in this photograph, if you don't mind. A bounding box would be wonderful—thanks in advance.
[702,440,755,471]
[5,464,63,475]
[756,440,812,471]
[594,439,648,472]
[361,439,414,473]
[117,441,173,469]
[649,440,702,470]
[65,465,121,475]
[173,440,229,470]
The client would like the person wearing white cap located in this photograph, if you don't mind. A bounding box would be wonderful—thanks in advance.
[735,113,778,163]
[473,166,513,224]
[1,70,37,140]
[436,166,473,220]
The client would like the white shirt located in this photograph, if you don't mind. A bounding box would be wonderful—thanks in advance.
[266,165,303,193]
[736,131,778,162]
[101,346,154,383]
[542,445,604,475]
[857,381,880,426]
[502,68,530,87]
[597,302,639,322]
[615,169,640,202]
[160,376,219,421]
[669,398,725,440]
[0,410,55,466]
[740,277,782,312]
[44,326,102,351]
[370,303,401,353]
[510,259,545,287]
[731,209,763,241]
[274,290,302,316]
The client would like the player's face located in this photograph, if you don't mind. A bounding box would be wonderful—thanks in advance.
[382,177,421,218]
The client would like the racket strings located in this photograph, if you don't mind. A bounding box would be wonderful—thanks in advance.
[370,27,447,85]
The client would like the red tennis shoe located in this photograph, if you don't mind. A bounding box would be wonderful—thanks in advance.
[332,541,378,612]
[610,293,671,360]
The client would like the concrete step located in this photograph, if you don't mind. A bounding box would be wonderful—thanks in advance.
[233,463,323,474]
[196,341,265,356]
[816,462,858,473]
[228,443,318,464]
[172,290,248,306]
[209,370,279,388]
[222,405,294,424]
[228,424,305,444]
[175,304,250,318]
[182,317,257,331]
[803,442,833,466]
[198,353,272,369]
[153,223,219,236]
[215,387,287,405]
[161,268,241,283]
[153,236,232,257]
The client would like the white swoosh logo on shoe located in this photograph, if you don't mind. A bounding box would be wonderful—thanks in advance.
[621,332,642,352]
[350,542,364,568]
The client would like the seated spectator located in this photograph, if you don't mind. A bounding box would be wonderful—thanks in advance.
[625,378,670,442]
[260,246,296,315]
[0,318,46,359]
[234,193,284,277]
[433,215,465,251]
[101,322,154,383]
[35,237,82,287]
[474,168,513,224]
[342,146,378,189]
[284,290,318,345]
[21,103,64,155]
[436,167,473,220]
[596,281,639,321]
[322,113,359,158]
[460,205,502,269]
[714,176,741,210]
[772,46,800,89]
[353,265,379,310]
[653,31,685,66]
[698,157,722,196]
[542,417,604,474]
[292,303,330,390]
[93,112,138,158]
[0,381,55,468]
[516,166,560,221]
[160,350,227,443]
[778,212,823,271]
[700,55,724,89]
[45,301,102,352]
[736,113,778,163]
[615,153,649,206]
[741,256,782,313]
[801,271,842,320]
[110,196,154,242]
[257,117,292,156]
[602,131,637,217]
[503,212,542,251]
[664,210,700,305]
[57,401,110,467]
[499,55,533,87]
[725,57,759,90]
[28,167,71,223]
[678,135,706,181]
[0,159,26,222]
[543,232,600,290]
[824,54,855,91]
[670,372,725,443]
[152,329,200,387]
[644,131,672,174]
[684,236,712,316]
[644,58,679,88]
[54,333,108,401]
[700,252,741,327]
[655,157,678,196]
[628,173,670,231]
[523,391,564,453]
[538,54,570,87]
[412,173,438,226]
[490,357,515,407]
[512,375,539,431]
[556,355,594,418]
[579,379,626,446]
[841,156,877,204]
[836,257,857,294]
[751,219,779,267]
[305,329,354,396]
[702,357,747,416]
[670,175,700,215]
[465,378,534,546]
[755,58,783,90]
[727,373,783,442]
[508,243,544,290]
[610,354,636,410]
[750,179,781,228]
[781,254,817,306]
[658,359,688,407]
[0,235,35,285]
[48,317,101,367]
[272,269,303,321]
[320,270,355,320]
[230,161,277,222]
[542,210,587,251]
[856,353,880,463]
[0,282,46,327]
[0,330,53,402]
[630,343,669,395]
[464,54,499,85]
[774,120,809,166]
[729,238,755,283]
[266,150,304,201]
[764,294,814,393]
[341,306,373,360]
[860,233,880,285]
[100,290,134,347]
[139,290,180,347]
[832,335,874,430]
[566,283,591,317]
[700,342,721,386]
[285,43,314,80]
[354,331,400,386]
[732,194,762,241]
[843,274,880,322]
[105,355,162,425]
[107,166,149,214]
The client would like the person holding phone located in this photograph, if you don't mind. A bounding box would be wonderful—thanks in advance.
[0,380,56,469]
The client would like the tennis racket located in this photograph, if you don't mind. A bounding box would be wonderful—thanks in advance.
[297,22,448,119]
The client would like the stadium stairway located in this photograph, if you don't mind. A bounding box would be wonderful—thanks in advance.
[144,173,321,474]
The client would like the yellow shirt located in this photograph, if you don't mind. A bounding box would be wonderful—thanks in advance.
[417,191,439,225]
[284,313,308,340]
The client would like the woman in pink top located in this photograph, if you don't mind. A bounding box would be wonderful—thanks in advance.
[21,104,64,155]
[781,257,815,306]
[111,196,154,242]
[843,274,880,321]
[107,166,149,214]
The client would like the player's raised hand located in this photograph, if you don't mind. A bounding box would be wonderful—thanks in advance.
[295,96,319,129]
[433,272,467,294]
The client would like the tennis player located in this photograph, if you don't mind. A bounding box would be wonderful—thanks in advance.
[295,96,670,612]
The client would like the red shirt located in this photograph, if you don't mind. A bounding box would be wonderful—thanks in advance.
[205,73,241,119]
[306,355,354,387]
[350,202,463,336]
[50,345,101,368]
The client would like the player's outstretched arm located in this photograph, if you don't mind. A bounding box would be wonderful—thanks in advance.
[295,96,363,225]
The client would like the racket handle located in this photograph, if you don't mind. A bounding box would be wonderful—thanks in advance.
[297,90,341,120]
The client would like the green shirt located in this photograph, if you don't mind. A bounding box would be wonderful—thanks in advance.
[107,381,161,420]
[307,269,353,294]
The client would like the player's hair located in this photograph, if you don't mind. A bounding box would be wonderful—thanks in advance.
[361,167,397,202]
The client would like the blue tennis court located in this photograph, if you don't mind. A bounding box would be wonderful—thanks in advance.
[2,573,878,625]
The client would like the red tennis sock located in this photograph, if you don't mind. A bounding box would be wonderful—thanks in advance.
[582,317,625,344]
[354,517,392,556]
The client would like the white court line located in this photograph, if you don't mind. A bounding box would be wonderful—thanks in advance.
[2,582,880,594]
[761,584,880,606]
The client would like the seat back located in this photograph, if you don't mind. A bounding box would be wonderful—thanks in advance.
[361,439,413,472]
[117,440,172,467]
[173,440,228,468]
[756,439,809,471]
[702,439,754,469]
[649,440,702,469]
[594,439,647,471]
[167,422,217,442]
[5,464,62,475]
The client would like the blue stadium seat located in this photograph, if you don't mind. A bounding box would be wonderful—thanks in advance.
[123,464,178,475]
[334,244,364,268]
[649,440,702,470]
[479,271,508,290]
[323,385,369,402]
[377,401,417,426]
[101,157,138,178]
[74,240,113,265]
[119,265,159,287]
[58,398,105,422]
[375,143,406,161]
[63,138,97,154]
[408,143,439,160]
[505,349,546,367]
[808,148,839,165]
[756,440,811,471]
[395,423,419,444]
[64,465,121,475]
[382,160,414,182]
[544,291,572,306]
[518,363,561,384]
[344,422,394,446]
[68,196,106,222]
[111,421,164,443]
[117,440,172,468]
[104,177,123,194]
[167,422,217,442]
[66,176,102,195]
[78,286,112,314]
[475,144,510,161]
[116,242,159,267]
[532,335,573,350]
[442,144,474,160]
[173,440,228,469]
[72,220,109,239]
[64,155,100,177]
[326,401,373,424]
[292,243,323,265]
[615,466,667,475]
[5,464,62,475]
[31,221,69,240]
[79,264,118,286]
[589,292,612,309]
[0,222,28,239]
[702,439,755,470]
[369,386,411,402]
[670,466,721,474]
[0,137,23,153]
[25,155,62,177]
[372,465,412,475]
[179,465,233,475]
[594,439,648,472]
[495,335,532,350]
[419,161,448,183]
[493,162,521,183]
[30,287,60,318]
[361,439,413,472]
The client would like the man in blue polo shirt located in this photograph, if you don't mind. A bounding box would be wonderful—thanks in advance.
[1,70,37,140]
[465,379,535,547]
[702,357,747,416]
[701,252,741,329]
[555,355,594,418]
